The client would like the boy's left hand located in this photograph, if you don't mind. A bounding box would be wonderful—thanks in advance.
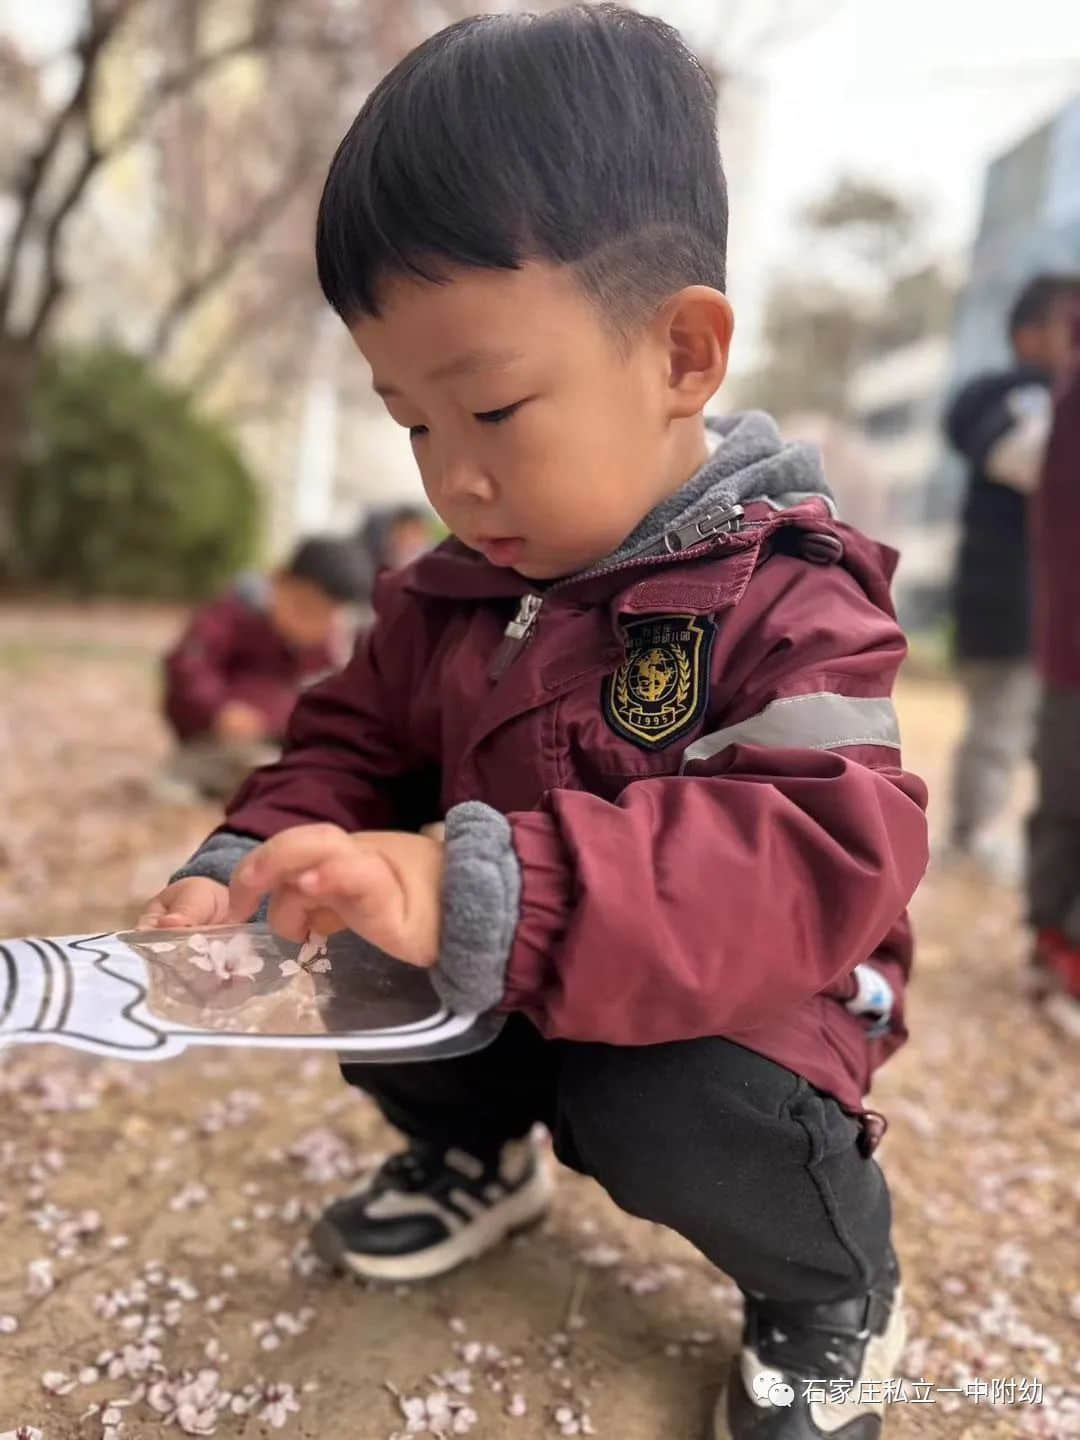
[227,825,445,969]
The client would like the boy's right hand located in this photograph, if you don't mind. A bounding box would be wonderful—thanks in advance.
[136,877,230,930]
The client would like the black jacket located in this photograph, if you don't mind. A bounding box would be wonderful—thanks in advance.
[947,365,1048,661]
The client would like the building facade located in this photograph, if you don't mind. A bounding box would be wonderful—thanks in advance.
[845,335,955,632]
[952,97,1080,388]
[845,95,1080,634]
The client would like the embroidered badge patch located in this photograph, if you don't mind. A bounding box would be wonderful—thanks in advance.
[603,613,715,750]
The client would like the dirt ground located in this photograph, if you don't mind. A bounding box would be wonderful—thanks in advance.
[0,604,1077,1440]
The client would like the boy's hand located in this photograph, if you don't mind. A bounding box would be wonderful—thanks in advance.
[227,825,445,969]
[137,877,231,930]
[215,701,267,742]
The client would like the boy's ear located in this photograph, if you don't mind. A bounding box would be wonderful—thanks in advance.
[657,286,733,419]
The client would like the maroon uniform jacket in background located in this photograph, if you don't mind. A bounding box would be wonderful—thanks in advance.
[219,499,929,1125]
[164,588,335,742]
[1035,370,1080,689]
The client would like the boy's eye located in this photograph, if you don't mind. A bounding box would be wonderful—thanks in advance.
[475,401,525,425]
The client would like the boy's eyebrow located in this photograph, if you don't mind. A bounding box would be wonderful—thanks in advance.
[373,346,524,398]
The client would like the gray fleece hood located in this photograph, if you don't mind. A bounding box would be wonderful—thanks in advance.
[604,410,835,571]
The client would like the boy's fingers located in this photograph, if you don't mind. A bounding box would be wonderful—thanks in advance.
[136,909,209,931]
[228,825,351,921]
[264,887,346,945]
[136,900,201,930]
[292,853,399,949]
[226,885,259,926]
[307,905,347,937]
[265,884,316,944]
[137,877,230,930]
[136,898,167,927]
[295,852,390,913]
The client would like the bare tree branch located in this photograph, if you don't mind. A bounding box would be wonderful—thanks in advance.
[105,28,275,158]
[146,152,314,360]
[3,0,513,350]
[105,0,407,158]
[186,285,309,397]
[5,11,313,344]
[25,145,103,344]
[0,0,135,323]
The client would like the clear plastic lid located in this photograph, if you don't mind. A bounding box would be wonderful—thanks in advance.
[0,925,504,1063]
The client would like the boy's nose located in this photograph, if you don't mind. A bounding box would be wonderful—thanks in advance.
[437,452,495,505]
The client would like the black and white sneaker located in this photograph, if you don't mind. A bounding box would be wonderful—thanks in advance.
[311,1134,554,1283]
[713,1251,905,1439]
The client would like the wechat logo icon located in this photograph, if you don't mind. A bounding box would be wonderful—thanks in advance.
[751,1371,796,1408]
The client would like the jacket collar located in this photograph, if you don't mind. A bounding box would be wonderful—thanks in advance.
[404,408,833,606]
[403,497,836,611]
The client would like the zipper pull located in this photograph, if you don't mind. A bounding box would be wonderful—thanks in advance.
[488,593,543,680]
[661,503,744,554]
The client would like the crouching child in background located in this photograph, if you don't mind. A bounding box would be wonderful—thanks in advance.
[160,536,371,801]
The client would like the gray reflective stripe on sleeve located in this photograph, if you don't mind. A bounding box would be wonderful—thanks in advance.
[680,692,901,770]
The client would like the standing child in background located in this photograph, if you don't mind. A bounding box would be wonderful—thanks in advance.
[1029,320,1080,1036]
[139,9,929,1437]
[160,536,371,801]
[945,274,1080,872]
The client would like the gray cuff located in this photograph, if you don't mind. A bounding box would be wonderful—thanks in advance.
[432,801,521,1015]
[170,831,270,923]
[169,831,261,888]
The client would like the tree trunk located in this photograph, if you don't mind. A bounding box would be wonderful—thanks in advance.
[0,334,38,586]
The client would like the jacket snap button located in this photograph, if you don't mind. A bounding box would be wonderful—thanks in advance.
[800,532,844,565]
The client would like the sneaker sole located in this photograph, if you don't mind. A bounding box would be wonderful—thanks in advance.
[710,1288,907,1440]
[311,1162,556,1283]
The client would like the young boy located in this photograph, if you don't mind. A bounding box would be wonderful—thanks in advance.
[161,536,371,800]
[139,9,928,1436]
[945,274,1080,868]
[1029,335,1080,1036]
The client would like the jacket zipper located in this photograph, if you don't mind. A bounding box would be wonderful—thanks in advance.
[487,592,544,680]
[653,503,746,556]
[485,504,747,682]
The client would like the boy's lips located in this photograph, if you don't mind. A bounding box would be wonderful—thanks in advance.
[475,536,525,566]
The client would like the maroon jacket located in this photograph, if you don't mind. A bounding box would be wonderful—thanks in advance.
[1034,370,1080,688]
[164,584,335,742]
[220,498,928,1121]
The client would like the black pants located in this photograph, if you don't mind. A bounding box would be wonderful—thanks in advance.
[1029,685,1080,941]
[341,1017,892,1305]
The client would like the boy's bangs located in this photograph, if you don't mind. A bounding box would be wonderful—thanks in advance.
[317,73,524,317]
[315,7,727,325]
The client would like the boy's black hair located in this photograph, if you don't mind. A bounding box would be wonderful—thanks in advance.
[315,4,727,336]
[1008,273,1080,340]
[284,536,372,602]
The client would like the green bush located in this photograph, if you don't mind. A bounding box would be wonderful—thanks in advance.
[14,347,261,598]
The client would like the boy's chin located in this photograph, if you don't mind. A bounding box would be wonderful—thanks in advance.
[511,545,607,582]
[512,557,572,582]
